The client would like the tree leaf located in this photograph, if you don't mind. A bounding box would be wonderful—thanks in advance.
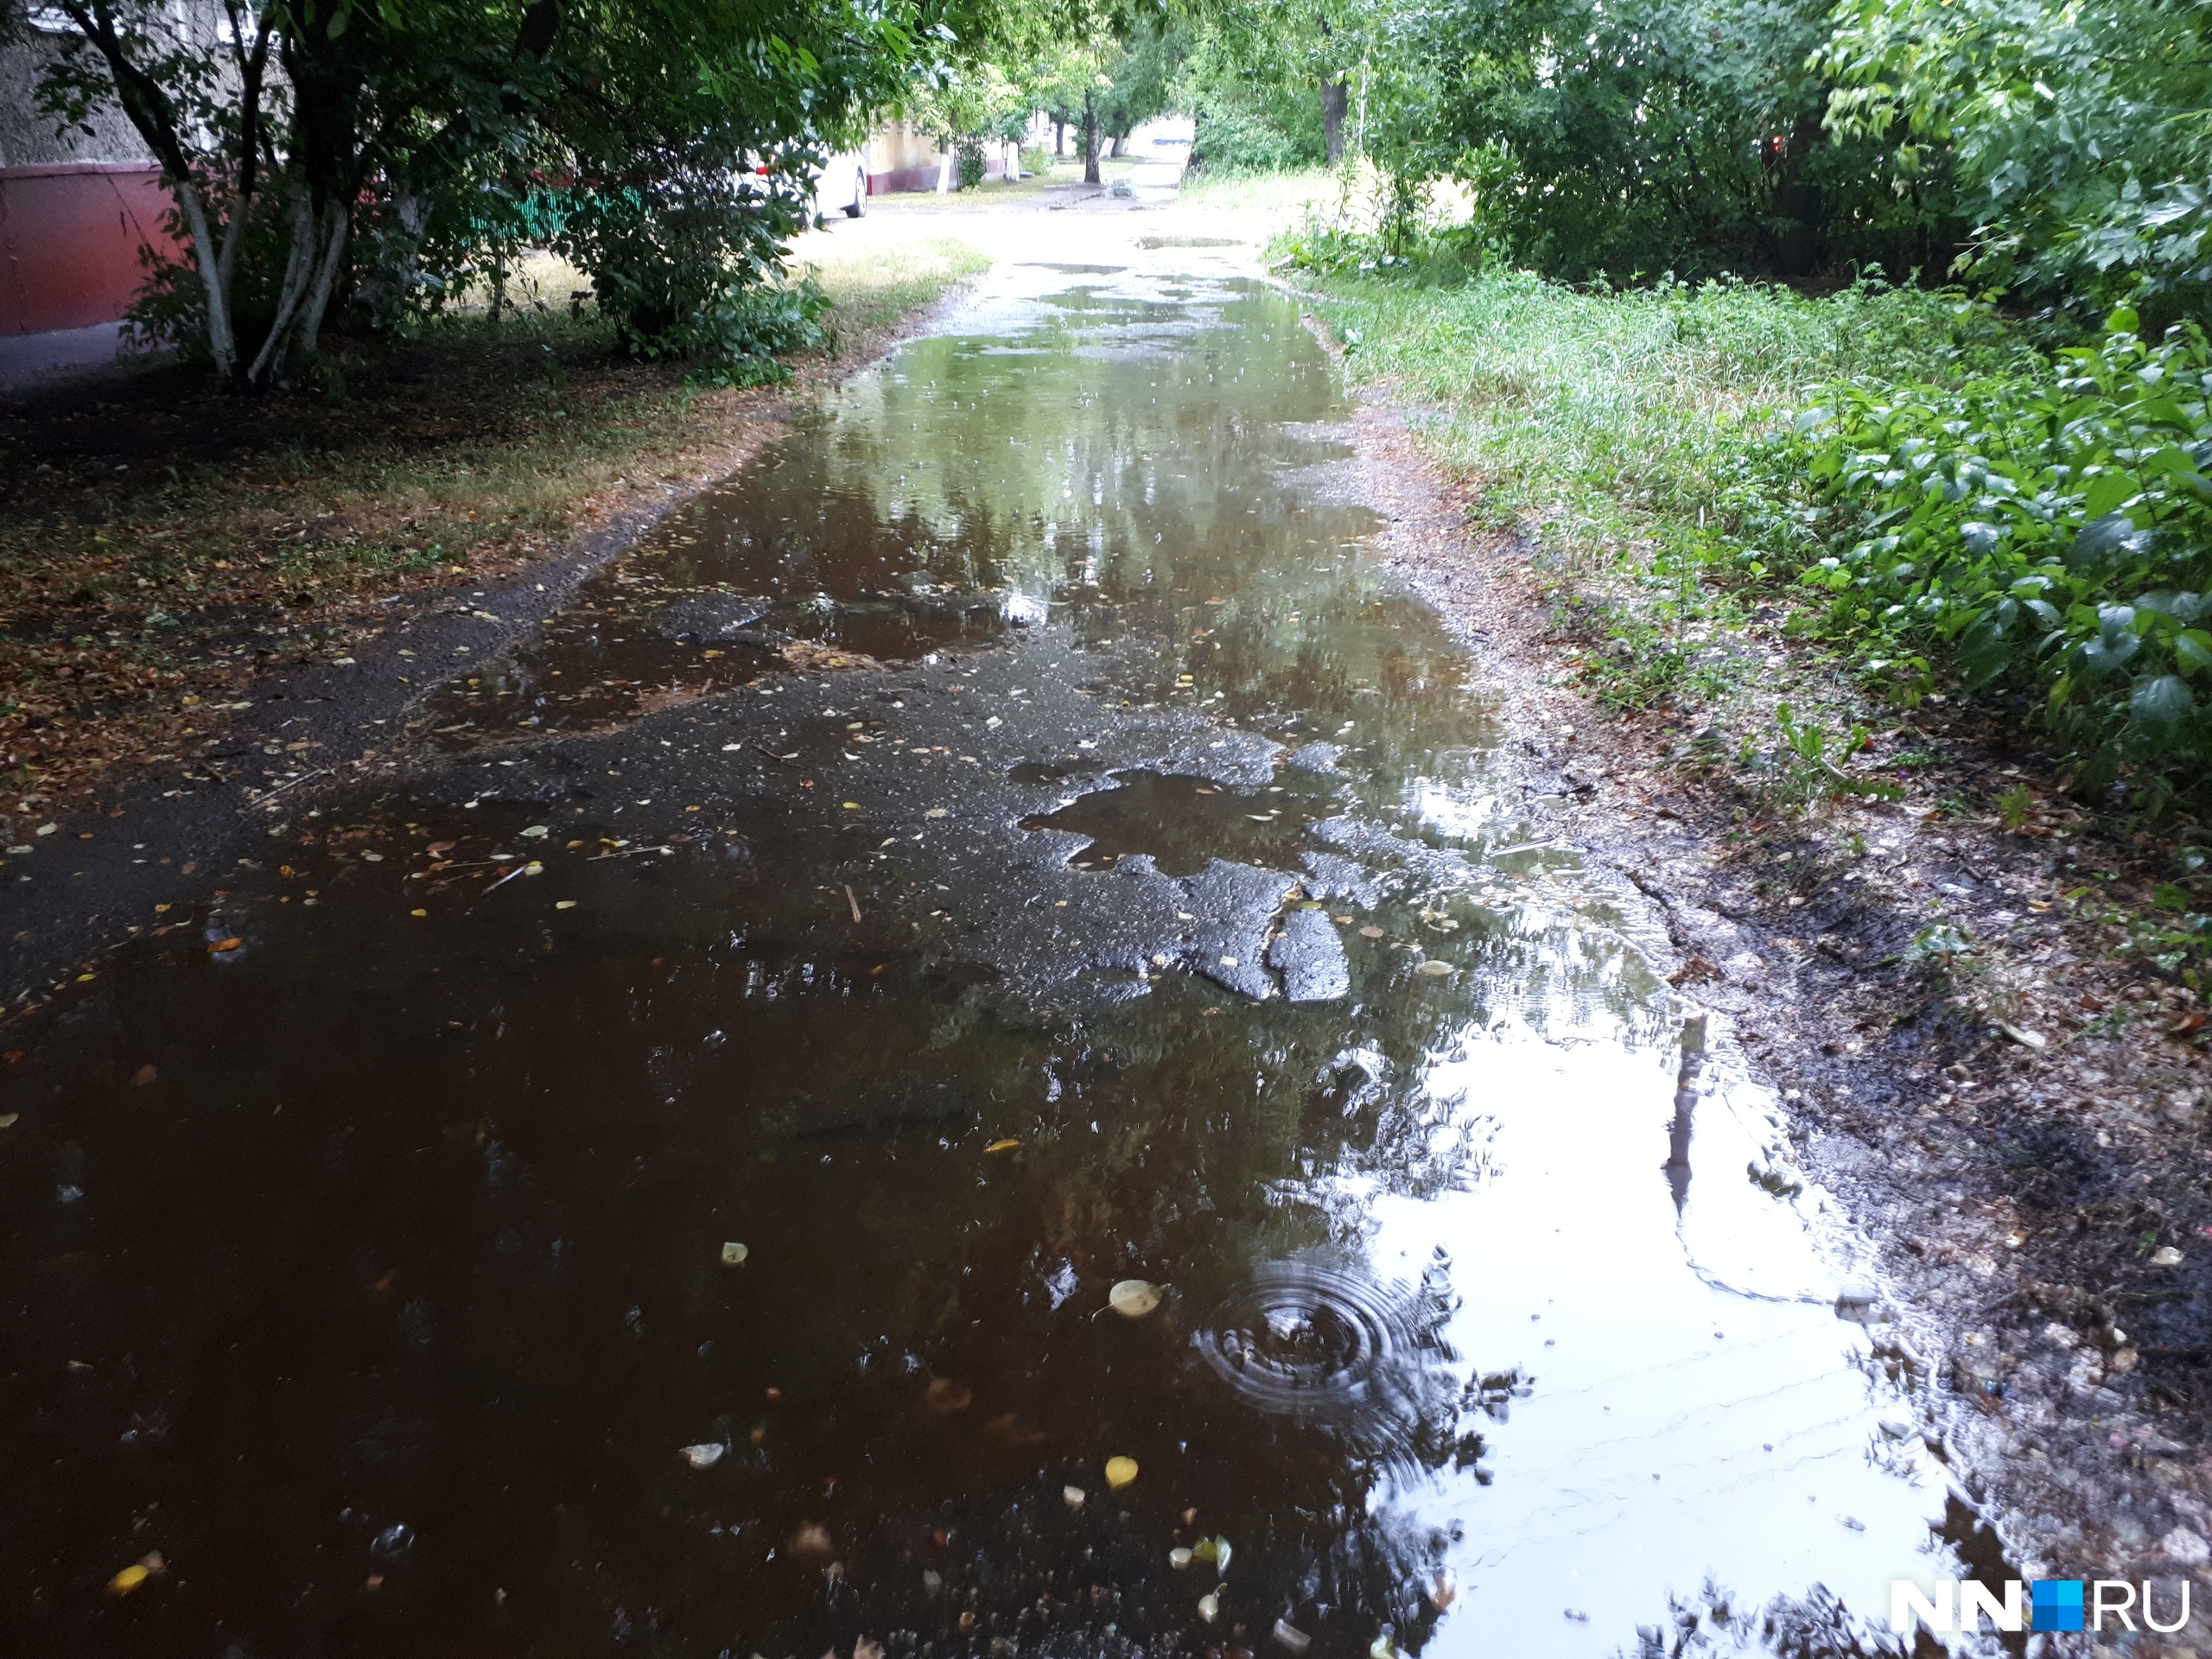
[2131,672,2195,731]
[1109,1279,1161,1318]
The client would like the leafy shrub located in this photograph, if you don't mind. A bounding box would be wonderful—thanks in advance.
[955,136,988,191]
[557,165,806,359]
[1791,308,2212,796]
[1192,99,1324,177]
[679,274,832,387]
[1376,0,1948,283]
[1019,144,1053,177]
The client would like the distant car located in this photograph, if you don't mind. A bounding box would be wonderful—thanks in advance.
[810,151,868,220]
[742,150,868,224]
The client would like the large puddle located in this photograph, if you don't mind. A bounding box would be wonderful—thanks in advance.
[3,254,1971,1656]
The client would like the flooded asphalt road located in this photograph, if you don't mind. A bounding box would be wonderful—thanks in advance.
[3,251,1978,1656]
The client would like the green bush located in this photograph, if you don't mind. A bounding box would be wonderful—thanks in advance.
[679,273,832,387]
[955,136,988,191]
[557,165,807,359]
[1192,98,1324,177]
[1791,309,2212,796]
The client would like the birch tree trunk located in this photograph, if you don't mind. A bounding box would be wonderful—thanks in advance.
[171,175,238,385]
[289,200,351,368]
[246,185,320,385]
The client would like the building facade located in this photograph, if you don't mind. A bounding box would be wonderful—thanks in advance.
[1,4,178,337]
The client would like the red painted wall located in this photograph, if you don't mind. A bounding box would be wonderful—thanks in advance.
[0,163,178,335]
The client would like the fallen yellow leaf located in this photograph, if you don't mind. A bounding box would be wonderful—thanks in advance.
[1105,1455,1138,1489]
[107,1563,149,1596]
[984,1138,1020,1154]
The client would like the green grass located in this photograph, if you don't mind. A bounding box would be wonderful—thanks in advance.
[804,235,991,332]
[1178,166,1336,216]
[1311,268,1970,556]
[1288,260,2024,815]
[1307,257,2212,808]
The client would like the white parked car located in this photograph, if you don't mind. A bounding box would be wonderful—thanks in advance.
[810,151,868,220]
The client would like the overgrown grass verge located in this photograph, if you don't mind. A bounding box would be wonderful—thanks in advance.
[0,234,988,804]
[1295,251,2212,985]
[1300,262,1980,714]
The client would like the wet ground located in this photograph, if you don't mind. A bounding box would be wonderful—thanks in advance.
[4,248,1985,1656]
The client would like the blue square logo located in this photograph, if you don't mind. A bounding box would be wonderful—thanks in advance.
[2031,1580,2085,1632]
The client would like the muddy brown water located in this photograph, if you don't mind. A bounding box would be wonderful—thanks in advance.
[4,256,1975,1657]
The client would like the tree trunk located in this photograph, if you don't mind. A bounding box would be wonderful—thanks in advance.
[1053,119,1064,157]
[1322,74,1349,165]
[245,191,348,385]
[246,187,317,385]
[291,200,350,370]
[171,176,238,384]
[1082,99,1100,186]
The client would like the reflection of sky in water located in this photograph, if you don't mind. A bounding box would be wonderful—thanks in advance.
[1332,1032,1945,1654]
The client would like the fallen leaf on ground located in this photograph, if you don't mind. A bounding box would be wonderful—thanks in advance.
[207,938,243,954]
[1063,1485,1085,1510]
[1104,1455,1138,1489]
[1109,1279,1161,1319]
[679,1442,725,1469]
[1358,925,1384,939]
[788,1522,836,1560]
[2152,1246,2185,1267]
[1273,1618,1312,1655]
[983,1138,1020,1154]
[1416,959,1455,977]
[131,1065,157,1086]
[1999,1022,2046,1049]
[925,1377,974,1412]
[721,1241,749,1267]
